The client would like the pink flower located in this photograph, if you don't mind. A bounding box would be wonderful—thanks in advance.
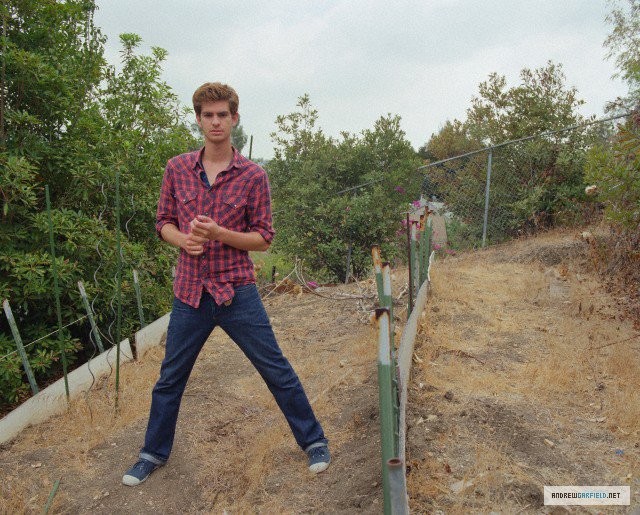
[433,243,442,250]
[394,186,406,194]
[412,200,421,208]
[307,281,319,289]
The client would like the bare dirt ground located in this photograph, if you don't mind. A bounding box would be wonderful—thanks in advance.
[1,227,639,514]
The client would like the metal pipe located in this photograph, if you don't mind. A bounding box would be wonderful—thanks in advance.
[3,299,39,394]
[115,169,122,407]
[133,269,146,328]
[375,308,394,515]
[387,458,409,515]
[77,281,104,353]
[371,245,384,304]
[405,214,413,316]
[482,148,493,247]
[45,185,69,400]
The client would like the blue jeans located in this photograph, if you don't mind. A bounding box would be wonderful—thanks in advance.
[140,284,327,464]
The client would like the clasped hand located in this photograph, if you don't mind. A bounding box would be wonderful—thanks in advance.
[182,215,222,256]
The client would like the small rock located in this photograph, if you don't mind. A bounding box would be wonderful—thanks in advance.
[31,463,42,468]
[417,417,425,425]
[339,359,348,368]
[444,391,454,401]
[427,414,438,422]
[450,479,474,494]
[544,439,555,448]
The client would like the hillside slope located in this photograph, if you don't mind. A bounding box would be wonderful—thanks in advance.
[1,228,638,513]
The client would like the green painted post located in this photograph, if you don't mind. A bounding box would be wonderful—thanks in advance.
[371,245,384,303]
[43,478,61,514]
[406,213,413,316]
[423,221,432,285]
[3,299,39,395]
[382,262,399,455]
[77,281,104,353]
[375,307,394,515]
[419,217,432,287]
[381,262,393,320]
[409,221,418,308]
[45,185,69,400]
[115,169,123,408]
[132,269,146,328]
[248,135,253,160]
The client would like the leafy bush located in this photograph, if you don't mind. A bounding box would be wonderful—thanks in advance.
[267,95,422,281]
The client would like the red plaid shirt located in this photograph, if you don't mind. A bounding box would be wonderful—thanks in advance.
[156,147,275,308]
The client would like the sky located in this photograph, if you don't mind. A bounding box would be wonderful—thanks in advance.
[93,0,628,160]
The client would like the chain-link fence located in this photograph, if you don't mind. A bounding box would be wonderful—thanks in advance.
[419,113,631,250]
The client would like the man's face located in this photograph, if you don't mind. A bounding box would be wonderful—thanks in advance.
[196,100,239,145]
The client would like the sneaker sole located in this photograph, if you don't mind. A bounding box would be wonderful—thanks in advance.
[309,460,330,474]
[122,474,146,486]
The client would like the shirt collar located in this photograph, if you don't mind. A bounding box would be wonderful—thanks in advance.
[194,146,243,173]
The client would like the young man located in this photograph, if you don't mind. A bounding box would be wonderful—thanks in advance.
[122,82,330,486]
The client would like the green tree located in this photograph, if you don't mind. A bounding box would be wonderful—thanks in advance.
[268,95,421,281]
[605,0,640,109]
[0,2,197,406]
[585,0,639,229]
[422,62,595,244]
[232,118,249,154]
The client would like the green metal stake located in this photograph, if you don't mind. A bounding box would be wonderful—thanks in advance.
[406,213,413,316]
[45,185,69,400]
[375,307,394,515]
[132,269,146,329]
[43,477,61,514]
[77,281,104,353]
[419,217,432,287]
[3,299,39,395]
[371,245,384,304]
[248,134,253,160]
[409,221,418,313]
[382,263,399,454]
[115,169,123,409]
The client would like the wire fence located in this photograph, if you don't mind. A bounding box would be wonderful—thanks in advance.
[419,112,631,250]
[0,175,156,408]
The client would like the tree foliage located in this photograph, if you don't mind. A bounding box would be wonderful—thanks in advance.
[268,95,421,281]
[586,0,639,230]
[421,62,596,244]
[0,1,197,406]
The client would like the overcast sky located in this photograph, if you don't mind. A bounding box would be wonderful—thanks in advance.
[93,0,628,159]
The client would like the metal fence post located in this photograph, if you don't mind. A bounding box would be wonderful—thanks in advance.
[410,221,419,301]
[114,169,123,408]
[372,245,384,302]
[45,185,69,400]
[132,269,146,329]
[77,281,104,353]
[482,147,493,247]
[387,458,409,515]
[375,307,394,515]
[2,299,39,395]
[406,213,413,316]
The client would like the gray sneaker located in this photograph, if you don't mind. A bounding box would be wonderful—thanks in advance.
[122,458,161,486]
[306,444,331,473]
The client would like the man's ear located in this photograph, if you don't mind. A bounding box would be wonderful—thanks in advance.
[232,112,239,127]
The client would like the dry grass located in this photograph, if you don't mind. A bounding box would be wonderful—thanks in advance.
[407,229,640,513]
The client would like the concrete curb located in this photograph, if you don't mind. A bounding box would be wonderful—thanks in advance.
[134,312,170,358]
[0,339,133,445]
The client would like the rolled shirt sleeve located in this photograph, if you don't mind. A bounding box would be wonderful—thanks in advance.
[246,171,275,244]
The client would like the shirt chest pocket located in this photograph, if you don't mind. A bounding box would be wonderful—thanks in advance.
[175,191,198,223]
[218,195,248,228]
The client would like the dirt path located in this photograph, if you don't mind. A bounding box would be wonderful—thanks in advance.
[1,229,638,514]
[0,282,386,514]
